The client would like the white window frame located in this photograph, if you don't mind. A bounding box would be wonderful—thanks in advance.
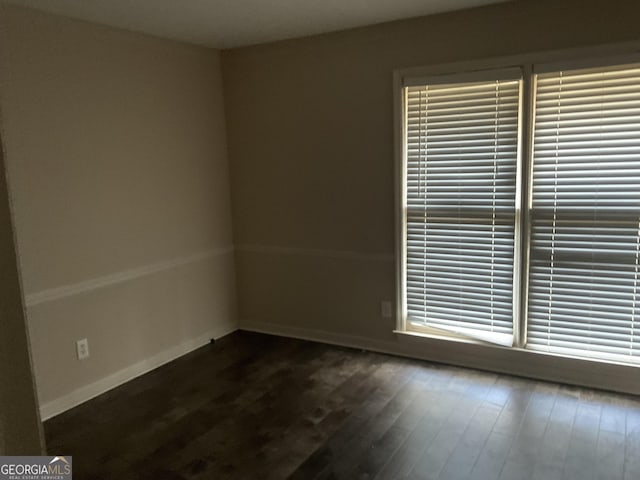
[394,43,640,368]
[400,67,525,347]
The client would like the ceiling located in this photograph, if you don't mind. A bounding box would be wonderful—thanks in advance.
[3,0,510,49]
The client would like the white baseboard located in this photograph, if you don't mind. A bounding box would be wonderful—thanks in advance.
[240,320,399,355]
[240,319,640,396]
[40,321,238,420]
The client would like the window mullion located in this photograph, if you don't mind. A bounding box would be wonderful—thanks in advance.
[515,64,535,348]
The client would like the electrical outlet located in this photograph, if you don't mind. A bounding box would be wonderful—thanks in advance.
[76,338,89,360]
[381,300,393,318]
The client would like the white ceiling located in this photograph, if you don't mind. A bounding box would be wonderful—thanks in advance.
[3,0,510,49]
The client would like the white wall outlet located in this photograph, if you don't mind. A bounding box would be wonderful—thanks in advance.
[381,300,393,318]
[76,338,89,360]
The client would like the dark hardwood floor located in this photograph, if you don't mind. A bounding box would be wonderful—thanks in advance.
[45,331,640,479]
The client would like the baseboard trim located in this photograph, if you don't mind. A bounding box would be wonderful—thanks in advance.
[26,246,234,307]
[240,319,640,396]
[241,320,397,354]
[39,321,238,420]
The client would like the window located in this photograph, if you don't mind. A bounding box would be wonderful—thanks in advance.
[528,63,640,362]
[403,70,521,346]
[398,58,640,365]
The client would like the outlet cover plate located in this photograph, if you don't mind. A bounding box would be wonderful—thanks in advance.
[76,338,89,360]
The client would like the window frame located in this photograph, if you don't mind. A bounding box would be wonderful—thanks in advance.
[394,43,640,367]
[527,60,640,363]
[400,68,524,347]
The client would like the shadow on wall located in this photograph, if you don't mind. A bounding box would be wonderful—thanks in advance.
[0,128,44,454]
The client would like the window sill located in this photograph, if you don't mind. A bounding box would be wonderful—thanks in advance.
[393,328,512,349]
[393,328,640,373]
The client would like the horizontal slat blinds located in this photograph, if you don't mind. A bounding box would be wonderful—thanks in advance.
[528,64,640,362]
[404,74,520,345]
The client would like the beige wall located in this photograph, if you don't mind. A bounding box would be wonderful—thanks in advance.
[223,0,640,343]
[0,129,43,453]
[0,5,236,412]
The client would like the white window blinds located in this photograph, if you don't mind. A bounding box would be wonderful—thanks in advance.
[404,71,521,346]
[528,63,640,362]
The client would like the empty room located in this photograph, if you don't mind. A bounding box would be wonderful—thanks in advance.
[1,0,640,478]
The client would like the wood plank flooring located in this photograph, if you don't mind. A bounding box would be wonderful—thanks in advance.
[45,331,640,479]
